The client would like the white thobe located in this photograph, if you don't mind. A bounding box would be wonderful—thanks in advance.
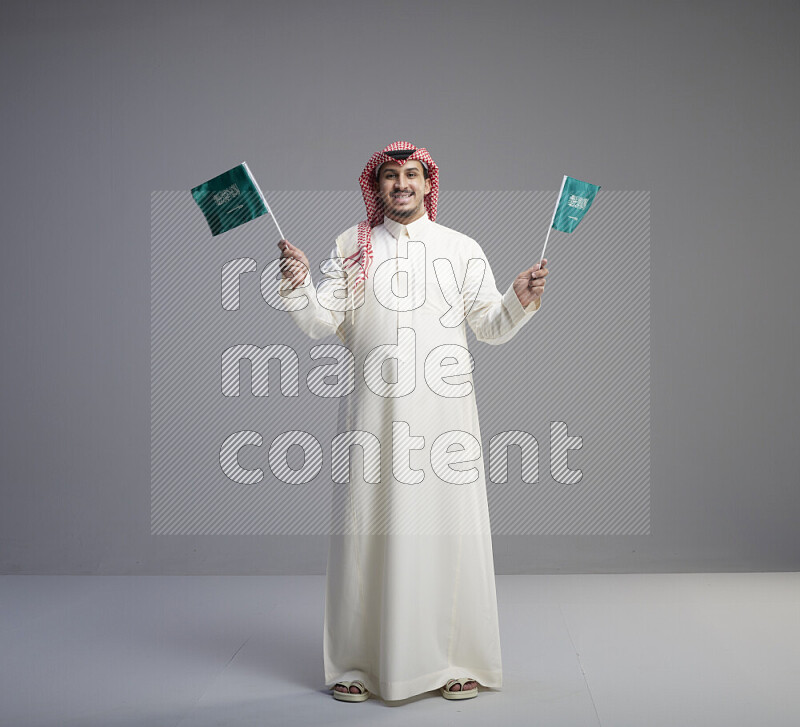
[278,211,541,701]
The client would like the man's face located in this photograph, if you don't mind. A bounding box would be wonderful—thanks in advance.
[375,160,432,223]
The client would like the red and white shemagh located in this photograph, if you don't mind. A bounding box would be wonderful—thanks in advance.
[342,141,439,300]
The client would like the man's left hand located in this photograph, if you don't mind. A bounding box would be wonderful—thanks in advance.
[513,258,548,308]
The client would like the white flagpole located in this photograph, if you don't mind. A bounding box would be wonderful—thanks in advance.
[242,161,285,239]
[265,206,285,241]
[539,174,568,268]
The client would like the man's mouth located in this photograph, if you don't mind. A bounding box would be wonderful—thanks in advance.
[392,192,413,201]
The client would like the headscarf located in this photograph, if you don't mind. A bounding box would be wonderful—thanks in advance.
[342,141,440,314]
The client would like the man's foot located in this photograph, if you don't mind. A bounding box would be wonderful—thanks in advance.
[441,677,479,699]
[333,683,365,695]
[332,680,369,701]
[447,679,477,692]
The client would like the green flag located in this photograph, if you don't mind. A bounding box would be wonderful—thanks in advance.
[192,162,277,237]
[551,175,601,233]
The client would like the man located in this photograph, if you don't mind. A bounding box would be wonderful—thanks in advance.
[277,141,548,703]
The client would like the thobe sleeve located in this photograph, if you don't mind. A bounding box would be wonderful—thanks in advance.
[278,243,348,340]
[463,239,541,346]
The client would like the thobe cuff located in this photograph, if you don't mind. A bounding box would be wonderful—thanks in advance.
[279,270,328,335]
[278,269,312,306]
[501,283,541,325]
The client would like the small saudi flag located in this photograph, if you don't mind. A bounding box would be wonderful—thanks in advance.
[539,174,600,265]
[191,161,284,238]
[552,175,600,233]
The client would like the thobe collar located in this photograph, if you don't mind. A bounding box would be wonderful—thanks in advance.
[382,211,431,240]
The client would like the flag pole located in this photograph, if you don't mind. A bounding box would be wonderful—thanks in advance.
[242,161,285,239]
[266,206,284,241]
[539,174,568,268]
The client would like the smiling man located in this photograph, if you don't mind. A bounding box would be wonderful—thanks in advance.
[376,155,430,221]
[277,140,548,704]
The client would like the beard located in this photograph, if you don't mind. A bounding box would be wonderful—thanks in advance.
[380,192,424,220]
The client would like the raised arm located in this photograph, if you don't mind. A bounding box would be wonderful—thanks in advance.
[277,239,348,340]
[463,240,545,346]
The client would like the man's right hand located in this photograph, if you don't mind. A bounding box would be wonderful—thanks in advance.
[277,239,310,289]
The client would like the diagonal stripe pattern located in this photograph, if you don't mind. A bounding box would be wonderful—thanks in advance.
[151,189,650,534]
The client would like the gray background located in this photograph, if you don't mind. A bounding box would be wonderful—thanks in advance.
[1,0,797,573]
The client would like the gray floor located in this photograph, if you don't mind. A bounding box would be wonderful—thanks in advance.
[1,573,798,726]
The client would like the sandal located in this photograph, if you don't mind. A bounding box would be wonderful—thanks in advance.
[332,679,369,702]
[441,676,479,700]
